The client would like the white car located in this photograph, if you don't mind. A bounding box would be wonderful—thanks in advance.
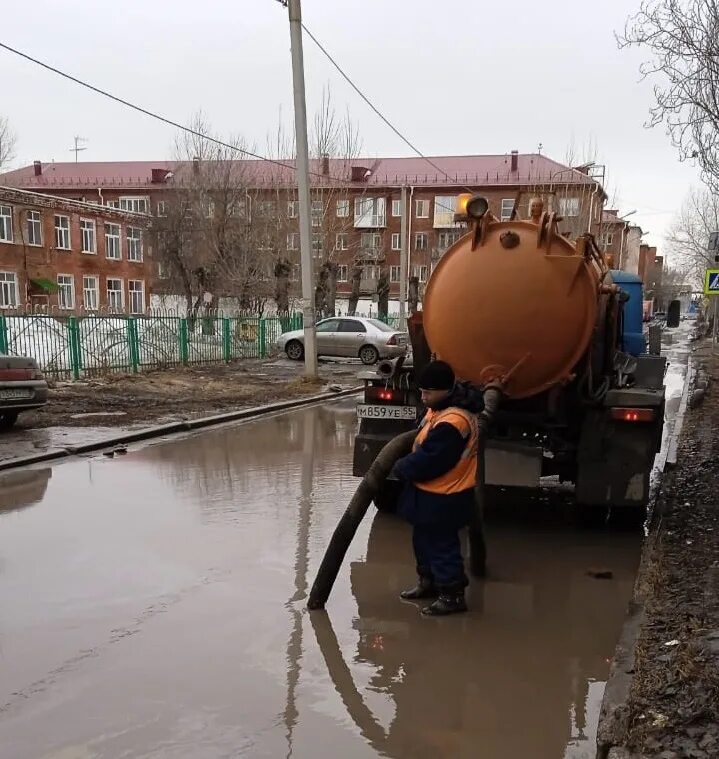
[277,316,408,365]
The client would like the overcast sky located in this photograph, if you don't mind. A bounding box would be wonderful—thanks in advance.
[2,0,702,248]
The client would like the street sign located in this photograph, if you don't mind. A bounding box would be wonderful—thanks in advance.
[704,268,719,295]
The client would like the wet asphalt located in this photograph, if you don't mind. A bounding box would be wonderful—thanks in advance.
[0,324,692,759]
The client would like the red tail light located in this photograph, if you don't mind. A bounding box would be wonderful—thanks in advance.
[610,407,655,422]
[386,334,397,346]
[366,386,405,403]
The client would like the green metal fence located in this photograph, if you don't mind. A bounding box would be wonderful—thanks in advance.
[0,313,302,381]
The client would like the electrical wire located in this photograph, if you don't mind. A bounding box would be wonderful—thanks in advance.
[0,38,466,220]
[0,40,353,187]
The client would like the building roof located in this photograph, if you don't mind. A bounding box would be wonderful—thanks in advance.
[0,185,150,222]
[0,153,601,191]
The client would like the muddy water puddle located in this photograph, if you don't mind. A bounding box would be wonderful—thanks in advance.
[0,400,640,758]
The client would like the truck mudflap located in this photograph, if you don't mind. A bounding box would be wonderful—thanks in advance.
[576,401,662,508]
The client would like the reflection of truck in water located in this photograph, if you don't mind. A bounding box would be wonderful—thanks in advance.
[310,510,639,757]
[353,195,666,521]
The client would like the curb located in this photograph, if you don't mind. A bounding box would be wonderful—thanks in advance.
[665,357,695,468]
[596,352,695,756]
[0,386,362,473]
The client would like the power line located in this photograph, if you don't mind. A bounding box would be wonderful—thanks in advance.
[0,39,463,217]
[299,21,470,190]
[0,40,351,186]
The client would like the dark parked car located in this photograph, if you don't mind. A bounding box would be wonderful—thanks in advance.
[0,352,48,430]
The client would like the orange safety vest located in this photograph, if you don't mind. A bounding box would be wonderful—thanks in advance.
[412,407,479,494]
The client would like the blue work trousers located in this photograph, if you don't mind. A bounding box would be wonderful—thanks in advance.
[412,524,468,589]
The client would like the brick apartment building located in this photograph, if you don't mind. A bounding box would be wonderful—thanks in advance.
[2,152,609,301]
[0,185,152,314]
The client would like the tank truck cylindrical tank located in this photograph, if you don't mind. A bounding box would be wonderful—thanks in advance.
[353,194,666,522]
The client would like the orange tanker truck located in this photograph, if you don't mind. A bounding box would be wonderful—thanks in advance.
[353,195,666,523]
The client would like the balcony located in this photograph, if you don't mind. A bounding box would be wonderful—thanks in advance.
[357,247,385,261]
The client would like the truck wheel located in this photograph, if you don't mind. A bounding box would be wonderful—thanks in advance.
[0,412,19,431]
[373,480,402,514]
[285,340,304,361]
[577,503,609,528]
[612,505,648,530]
[359,345,380,365]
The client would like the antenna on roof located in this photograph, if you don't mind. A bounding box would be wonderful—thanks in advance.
[538,142,543,155]
[69,136,87,163]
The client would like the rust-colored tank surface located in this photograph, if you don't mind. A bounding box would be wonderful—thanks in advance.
[422,217,601,398]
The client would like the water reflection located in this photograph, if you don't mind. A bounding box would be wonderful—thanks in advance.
[0,468,52,514]
[312,510,639,759]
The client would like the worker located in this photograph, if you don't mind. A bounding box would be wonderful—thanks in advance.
[390,360,479,616]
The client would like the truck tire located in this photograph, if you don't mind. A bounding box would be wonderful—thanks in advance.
[576,503,609,528]
[0,412,19,431]
[373,480,402,514]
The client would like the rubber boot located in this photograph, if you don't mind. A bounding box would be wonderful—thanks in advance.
[399,576,437,600]
[421,589,467,616]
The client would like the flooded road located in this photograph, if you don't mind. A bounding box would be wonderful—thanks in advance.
[0,399,644,759]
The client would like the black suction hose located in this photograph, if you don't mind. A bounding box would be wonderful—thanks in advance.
[307,430,416,610]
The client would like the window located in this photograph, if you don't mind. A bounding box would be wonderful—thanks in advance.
[360,232,382,251]
[57,274,75,310]
[336,233,348,251]
[392,199,402,217]
[709,231,719,252]
[316,319,341,333]
[337,265,348,282]
[336,199,350,218]
[156,201,167,217]
[26,211,42,246]
[54,215,71,250]
[287,200,299,218]
[500,198,515,221]
[312,233,323,256]
[438,230,461,251]
[119,197,149,214]
[354,197,386,227]
[104,223,120,259]
[391,233,401,251]
[559,197,580,217]
[339,319,366,333]
[129,280,145,314]
[414,232,428,251]
[415,199,429,218]
[390,265,401,282]
[413,265,428,282]
[127,227,143,262]
[256,200,276,217]
[202,198,215,219]
[291,264,300,281]
[311,200,324,227]
[0,205,13,242]
[105,200,120,209]
[287,232,299,251]
[433,196,458,227]
[363,265,378,280]
[601,232,614,248]
[107,278,124,312]
[81,219,97,254]
[0,272,17,308]
[83,275,99,311]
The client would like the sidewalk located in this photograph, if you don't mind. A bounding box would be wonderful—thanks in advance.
[603,337,719,758]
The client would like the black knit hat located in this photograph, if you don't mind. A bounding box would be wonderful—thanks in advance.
[418,360,455,391]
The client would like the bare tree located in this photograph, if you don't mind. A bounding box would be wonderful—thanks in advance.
[665,185,719,286]
[0,116,16,171]
[155,112,271,320]
[618,1,719,192]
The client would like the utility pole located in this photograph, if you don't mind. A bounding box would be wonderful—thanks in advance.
[286,0,317,377]
[399,185,408,324]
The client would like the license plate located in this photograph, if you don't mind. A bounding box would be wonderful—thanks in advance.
[0,388,32,400]
[357,404,417,420]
